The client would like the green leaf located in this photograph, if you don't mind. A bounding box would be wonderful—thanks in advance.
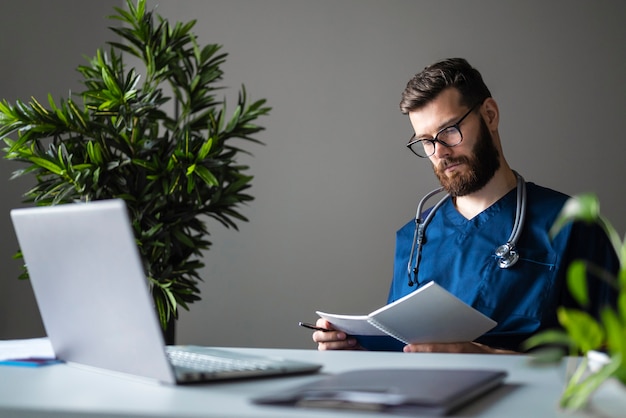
[526,347,569,365]
[198,137,213,160]
[153,289,170,330]
[224,105,242,132]
[522,329,571,352]
[67,99,87,130]
[619,289,626,324]
[550,194,600,239]
[172,227,196,249]
[142,223,164,239]
[87,141,103,165]
[163,286,178,315]
[551,195,623,267]
[601,308,626,355]
[29,157,64,175]
[558,307,604,353]
[193,165,218,186]
[566,261,589,307]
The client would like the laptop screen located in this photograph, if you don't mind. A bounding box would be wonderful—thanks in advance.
[11,200,177,383]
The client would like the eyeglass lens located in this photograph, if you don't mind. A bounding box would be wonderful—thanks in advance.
[415,127,462,157]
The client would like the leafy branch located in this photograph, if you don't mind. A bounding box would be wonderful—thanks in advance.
[0,0,270,331]
[524,194,626,410]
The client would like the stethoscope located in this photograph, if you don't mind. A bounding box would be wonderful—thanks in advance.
[406,171,527,287]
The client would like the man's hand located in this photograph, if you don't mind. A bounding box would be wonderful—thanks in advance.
[312,319,362,351]
[403,341,518,354]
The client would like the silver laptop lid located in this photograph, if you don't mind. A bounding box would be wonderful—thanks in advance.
[11,200,177,384]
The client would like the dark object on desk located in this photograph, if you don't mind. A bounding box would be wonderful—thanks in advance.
[253,368,507,416]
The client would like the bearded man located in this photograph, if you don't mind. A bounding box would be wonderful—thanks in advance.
[313,58,617,354]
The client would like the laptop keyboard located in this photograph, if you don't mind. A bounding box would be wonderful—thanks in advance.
[166,347,280,373]
[163,346,322,382]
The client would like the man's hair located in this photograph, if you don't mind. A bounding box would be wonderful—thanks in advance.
[399,58,492,114]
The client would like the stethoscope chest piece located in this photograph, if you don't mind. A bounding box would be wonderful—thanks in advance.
[494,243,519,269]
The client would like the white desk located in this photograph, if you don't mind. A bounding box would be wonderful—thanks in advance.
[0,347,624,417]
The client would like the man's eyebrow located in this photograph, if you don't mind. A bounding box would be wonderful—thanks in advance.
[415,115,459,139]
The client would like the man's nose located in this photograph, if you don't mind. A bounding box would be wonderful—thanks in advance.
[432,140,451,159]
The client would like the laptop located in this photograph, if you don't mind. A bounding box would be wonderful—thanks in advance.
[10,199,322,384]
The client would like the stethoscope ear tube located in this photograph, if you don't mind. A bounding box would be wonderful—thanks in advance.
[406,187,448,286]
[407,172,526,287]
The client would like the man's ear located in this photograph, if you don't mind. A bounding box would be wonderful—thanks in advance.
[481,97,499,129]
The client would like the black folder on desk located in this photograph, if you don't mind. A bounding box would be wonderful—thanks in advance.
[253,368,507,416]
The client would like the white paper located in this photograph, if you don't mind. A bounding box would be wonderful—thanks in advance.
[0,337,55,360]
[316,282,497,344]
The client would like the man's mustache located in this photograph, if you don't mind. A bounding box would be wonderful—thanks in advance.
[436,156,470,172]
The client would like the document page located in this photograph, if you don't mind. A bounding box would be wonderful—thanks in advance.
[316,282,496,349]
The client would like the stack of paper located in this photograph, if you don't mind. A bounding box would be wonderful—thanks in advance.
[0,337,60,366]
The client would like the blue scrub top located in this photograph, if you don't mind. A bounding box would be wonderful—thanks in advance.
[387,182,617,352]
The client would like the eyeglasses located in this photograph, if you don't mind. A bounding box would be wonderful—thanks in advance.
[406,105,477,158]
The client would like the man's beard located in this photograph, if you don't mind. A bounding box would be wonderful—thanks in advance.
[433,117,500,197]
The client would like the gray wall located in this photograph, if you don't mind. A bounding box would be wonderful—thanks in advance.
[1,0,625,349]
[0,0,121,339]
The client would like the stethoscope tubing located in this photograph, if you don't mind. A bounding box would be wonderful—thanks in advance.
[407,171,526,286]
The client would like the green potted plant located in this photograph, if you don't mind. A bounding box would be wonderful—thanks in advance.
[524,194,626,410]
[0,0,270,342]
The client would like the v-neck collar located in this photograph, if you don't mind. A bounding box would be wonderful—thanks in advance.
[441,187,518,228]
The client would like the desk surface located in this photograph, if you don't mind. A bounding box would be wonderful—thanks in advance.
[0,347,624,418]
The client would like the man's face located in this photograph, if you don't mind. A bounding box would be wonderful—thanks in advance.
[433,116,500,196]
[408,88,500,196]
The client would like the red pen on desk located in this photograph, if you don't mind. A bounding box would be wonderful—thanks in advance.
[298,321,333,332]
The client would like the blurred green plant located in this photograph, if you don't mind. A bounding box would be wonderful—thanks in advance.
[0,0,270,337]
[523,194,626,410]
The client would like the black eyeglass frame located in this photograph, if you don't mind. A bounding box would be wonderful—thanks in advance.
[406,104,478,158]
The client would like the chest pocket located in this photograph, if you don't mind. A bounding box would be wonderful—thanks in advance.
[475,246,559,322]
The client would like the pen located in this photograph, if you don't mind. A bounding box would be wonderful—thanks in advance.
[298,321,333,332]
